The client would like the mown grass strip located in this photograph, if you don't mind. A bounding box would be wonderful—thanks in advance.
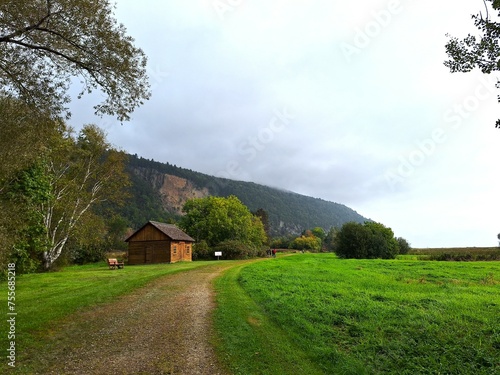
[213,260,324,375]
[0,260,215,354]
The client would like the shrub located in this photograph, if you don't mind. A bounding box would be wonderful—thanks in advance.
[396,237,411,255]
[335,221,399,259]
[289,235,322,252]
[71,244,107,265]
[212,240,259,260]
[193,240,211,260]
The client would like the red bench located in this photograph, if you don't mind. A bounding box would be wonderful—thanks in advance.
[107,258,124,269]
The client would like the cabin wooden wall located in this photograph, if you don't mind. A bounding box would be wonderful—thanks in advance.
[127,224,169,242]
[128,240,171,265]
[127,223,193,264]
[169,241,193,263]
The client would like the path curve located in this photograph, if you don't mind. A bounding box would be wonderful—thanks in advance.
[31,263,233,374]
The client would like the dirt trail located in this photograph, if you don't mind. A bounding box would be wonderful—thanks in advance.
[28,264,233,375]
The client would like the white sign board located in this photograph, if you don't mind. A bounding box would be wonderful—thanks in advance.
[214,251,222,256]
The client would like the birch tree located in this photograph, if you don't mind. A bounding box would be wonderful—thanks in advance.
[40,124,128,269]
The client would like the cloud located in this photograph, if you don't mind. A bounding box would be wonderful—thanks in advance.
[67,0,500,247]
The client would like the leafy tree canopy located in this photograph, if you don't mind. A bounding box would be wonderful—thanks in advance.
[180,195,266,248]
[335,221,400,259]
[0,0,150,121]
[444,0,500,127]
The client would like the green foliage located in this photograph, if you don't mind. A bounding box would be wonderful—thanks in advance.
[323,226,339,252]
[253,208,270,241]
[269,236,293,249]
[180,195,266,248]
[1,122,130,272]
[5,161,53,273]
[124,155,368,237]
[335,221,399,259]
[409,247,500,261]
[0,0,150,121]
[445,0,500,127]
[311,226,326,240]
[212,240,260,260]
[192,240,211,261]
[396,236,411,255]
[289,234,322,251]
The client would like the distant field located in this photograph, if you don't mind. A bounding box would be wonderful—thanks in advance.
[408,247,500,261]
[214,253,500,374]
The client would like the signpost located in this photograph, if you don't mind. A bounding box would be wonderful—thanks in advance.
[215,251,222,260]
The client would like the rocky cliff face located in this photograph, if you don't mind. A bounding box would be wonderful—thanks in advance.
[132,167,209,215]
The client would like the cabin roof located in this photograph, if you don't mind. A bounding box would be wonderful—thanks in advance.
[125,221,195,242]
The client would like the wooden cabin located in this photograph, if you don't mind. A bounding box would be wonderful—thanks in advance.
[125,221,195,265]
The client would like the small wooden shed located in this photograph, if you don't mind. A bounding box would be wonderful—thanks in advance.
[125,221,195,265]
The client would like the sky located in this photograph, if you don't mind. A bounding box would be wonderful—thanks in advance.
[68,0,500,248]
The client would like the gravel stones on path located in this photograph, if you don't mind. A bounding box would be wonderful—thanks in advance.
[29,264,231,375]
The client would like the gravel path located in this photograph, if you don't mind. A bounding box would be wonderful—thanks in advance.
[30,264,232,375]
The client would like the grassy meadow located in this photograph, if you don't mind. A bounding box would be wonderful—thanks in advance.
[214,253,500,375]
[0,260,214,361]
[408,247,500,261]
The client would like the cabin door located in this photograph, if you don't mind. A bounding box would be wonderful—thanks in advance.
[179,242,185,260]
[145,246,153,263]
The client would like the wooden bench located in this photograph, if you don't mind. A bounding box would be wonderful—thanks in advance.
[107,258,124,269]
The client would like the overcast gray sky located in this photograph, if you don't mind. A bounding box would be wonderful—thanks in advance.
[69,0,500,248]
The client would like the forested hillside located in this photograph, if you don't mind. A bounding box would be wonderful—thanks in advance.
[119,154,368,235]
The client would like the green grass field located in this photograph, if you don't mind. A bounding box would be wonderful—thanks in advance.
[408,247,500,261]
[0,260,214,357]
[214,254,500,374]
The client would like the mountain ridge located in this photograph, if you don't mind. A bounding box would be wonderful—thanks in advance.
[121,154,369,236]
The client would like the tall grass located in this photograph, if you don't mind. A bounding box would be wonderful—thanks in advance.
[215,254,500,374]
[409,247,500,261]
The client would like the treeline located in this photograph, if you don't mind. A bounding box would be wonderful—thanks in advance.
[123,154,368,236]
[0,1,150,276]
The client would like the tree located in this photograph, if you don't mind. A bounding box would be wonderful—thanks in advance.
[335,222,371,259]
[0,98,57,193]
[364,221,399,259]
[444,0,500,127]
[0,98,59,273]
[0,0,150,121]
[324,226,339,252]
[4,161,52,273]
[396,237,411,255]
[311,227,326,241]
[289,235,322,251]
[180,195,266,248]
[4,124,130,270]
[335,221,399,259]
[253,208,270,241]
[41,124,129,269]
